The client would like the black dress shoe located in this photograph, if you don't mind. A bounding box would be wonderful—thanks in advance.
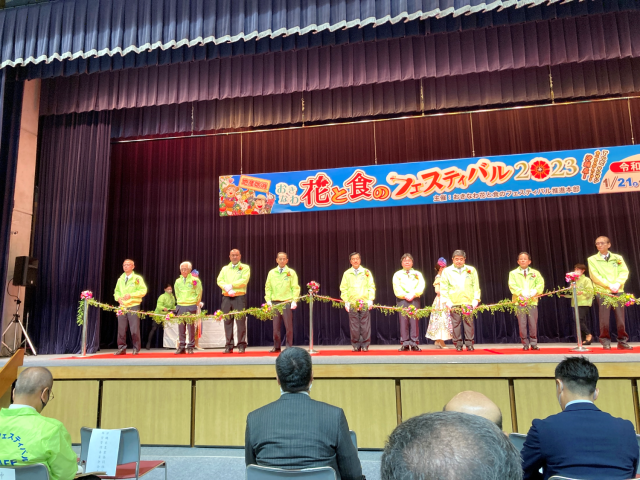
[238,346,246,353]
[174,348,186,355]
[466,345,475,352]
[398,346,409,352]
[269,347,281,353]
[530,345,540,350]
[132,349,139,355]
[223,346,233,354]
[114,348,126,356]
[603,344,611,350]
[410,345,422,352]
[456,346,463,352]
[522,345,529,351]
[582,340,591,345]
[187,348,194,354]
[145,343,151,350]
[361,347,369,352]
[617,343,633,350]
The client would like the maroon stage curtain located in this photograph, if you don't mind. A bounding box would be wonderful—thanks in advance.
[102,99,640,349]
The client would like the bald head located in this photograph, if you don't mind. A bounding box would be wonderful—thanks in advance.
[444,391,503,430]
[13,367,54,413]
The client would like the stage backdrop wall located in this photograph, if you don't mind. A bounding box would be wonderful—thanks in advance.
[101,98,640,349]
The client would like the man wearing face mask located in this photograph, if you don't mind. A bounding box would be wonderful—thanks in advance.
[0,367,77,480]
[245,347,363,479]
[521,357,638,479]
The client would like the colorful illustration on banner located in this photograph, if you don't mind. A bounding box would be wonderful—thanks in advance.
[219,175,275,216]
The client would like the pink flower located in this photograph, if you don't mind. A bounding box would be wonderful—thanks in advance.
[192,280,197,286]
[117,309,124,316]
[80,290,93,300]
[565,272,580,283]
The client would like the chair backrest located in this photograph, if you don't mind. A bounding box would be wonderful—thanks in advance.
[548,476,583,480]
[80,426,141,479]
[0,463,50,480]
[508,433,526,452]
[636,434,640,474]
[246,465,336,480]
[349,430,357,450]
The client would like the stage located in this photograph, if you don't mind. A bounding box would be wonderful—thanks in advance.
[6,343,639,450]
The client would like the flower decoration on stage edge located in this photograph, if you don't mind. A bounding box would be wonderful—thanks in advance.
[116,309,124,317]
[565,271,581,283]
[403,304,418,317]
[622,293,636,307]
[165,312,175,322]
[357,299,366,311]
[307,281,320,294]
[80,290,93,300]
[212,310,225,321]
[517,296,529,308]
[460,304,474,316]
[261,303,272,313]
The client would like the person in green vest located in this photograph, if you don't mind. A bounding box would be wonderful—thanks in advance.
[563,263,595,345]
[587,236,632,350]
[113,259,148,355]
[174,261,203,354]
[217,249,251,354]
[265,252,301,352]
[508,252,545,351]
[146,283,176,350]
[0,367,77,480]
[392,253,426,352]
[340,252,376,352]
[440,249,481,352]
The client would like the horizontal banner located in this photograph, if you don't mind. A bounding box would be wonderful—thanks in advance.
[219,145,640,216]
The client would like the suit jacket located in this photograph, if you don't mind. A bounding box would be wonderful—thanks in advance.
[245,393,362,480]
[521,402,638,480]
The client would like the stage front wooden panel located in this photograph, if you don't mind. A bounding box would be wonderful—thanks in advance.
[42,380,99,443]
[194,380,280,446]
[513,379,561,433]
[400,379,513,434]
[101,380,192,445]
[311,379,397,449]
[590,379,636,425]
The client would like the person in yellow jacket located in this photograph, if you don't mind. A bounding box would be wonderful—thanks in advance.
[340,252,376,352]
[392,253,426,352]
[508,252,545,351]
[562,263,595,345]
[0,367,77,480]
[113,259,148,355]
[587,236,632,350]
[440,249,481,352]
[264,252,301,352]
[146,283,176,350]
[174,261,203,355]
[217,249,251,353]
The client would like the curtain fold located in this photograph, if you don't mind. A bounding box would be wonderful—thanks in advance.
[96,99,640,349]
[30,111,113,354]
[107,58,640,138]
[3,0,629,70]
[39,10,640,116]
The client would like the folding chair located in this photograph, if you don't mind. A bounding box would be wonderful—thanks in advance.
[0,463,49,480]
[349,430,357,450]
[508,432,526,452]
[80,427,167,480]
[246,465,336,479]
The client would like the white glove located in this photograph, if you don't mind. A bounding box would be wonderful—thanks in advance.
[198,302,204,308]
[445,300,453,309]
[610,283,620,293]
[224,284,232,292]
[404,294,414,301]
[291,301,297,310]
[266,301,272,307]
[345,302,350,312]
[228,289,236,296]
[367,300,373,310]
[472,300,479,308]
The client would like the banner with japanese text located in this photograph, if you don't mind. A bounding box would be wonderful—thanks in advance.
[219,145,640,216]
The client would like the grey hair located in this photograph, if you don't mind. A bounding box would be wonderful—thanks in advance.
[381,411,522,480]
[452,249,466,259]
[180,261,192,270]
[14,367,53,396]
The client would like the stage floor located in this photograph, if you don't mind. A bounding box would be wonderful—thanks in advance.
[11,343,640,367]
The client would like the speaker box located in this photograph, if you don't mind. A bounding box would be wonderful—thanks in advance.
[13,256,38,287]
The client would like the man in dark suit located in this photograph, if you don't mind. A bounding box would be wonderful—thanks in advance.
[245,347,363,480]
[521,356,638,479]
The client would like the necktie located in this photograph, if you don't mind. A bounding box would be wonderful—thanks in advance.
[280,268,283,274]
[524,270,527,278]
[125,277,129,285]
[605,254,610,262]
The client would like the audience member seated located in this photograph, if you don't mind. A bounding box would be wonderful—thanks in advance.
[521,356,639,479]
[0,367,77,480]
[443,390,503,429]
[380,411,522,480]
[245,347,363,480]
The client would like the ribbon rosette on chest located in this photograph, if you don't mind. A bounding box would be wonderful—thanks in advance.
[286,271,291,277]
[616,258,622,265]
[365,270,370,277]
[192,280,198,288]
[135,278,140,285]
[465,268,472,275]
[238,265,243,271]
[529,272,536,279]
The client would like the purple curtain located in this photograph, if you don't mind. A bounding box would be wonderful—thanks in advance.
[39,10,640,116]
[30,111,112,354]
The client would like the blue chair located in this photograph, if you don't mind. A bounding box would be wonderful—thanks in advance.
[349,430,357,450]
[246,465,336,479]
[0,463,49,480]
[80,426,167,480]
[508,432,526,452]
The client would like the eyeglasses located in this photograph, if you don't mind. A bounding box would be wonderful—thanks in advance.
[595,242,609,246]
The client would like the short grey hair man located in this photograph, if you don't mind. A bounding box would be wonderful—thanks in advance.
[180,261,193,270]
[381,411,522,480]
[452,249,466,258]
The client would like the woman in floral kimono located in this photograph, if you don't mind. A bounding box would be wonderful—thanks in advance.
[426,258,453,348]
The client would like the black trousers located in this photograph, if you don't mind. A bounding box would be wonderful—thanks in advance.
[451,310,474,347]
[596,294,629,346]
[117,305,140,350]
[272,303,293,349]
[396,298,420,346]
[176,305,196,349]
[222,295,247,347]
[578,306,591,340]
[348,308,371,348]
